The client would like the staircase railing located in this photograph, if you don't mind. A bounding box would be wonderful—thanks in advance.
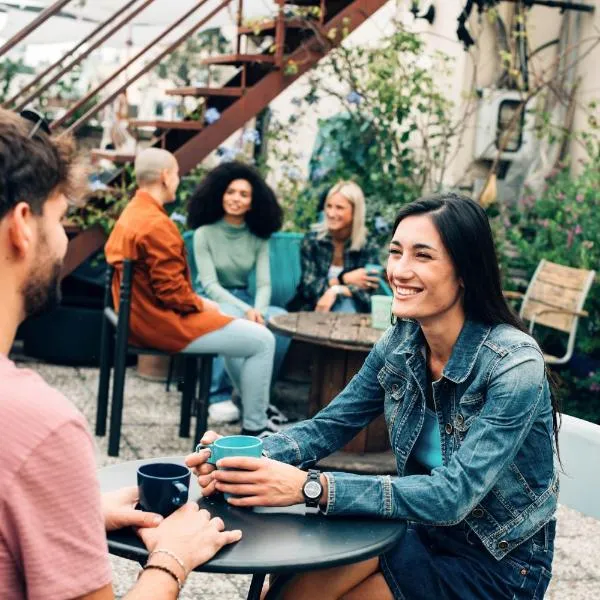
[8,0,155,112]
[3,0,266,133]
[0,0,72,58]
[55,0,234,135]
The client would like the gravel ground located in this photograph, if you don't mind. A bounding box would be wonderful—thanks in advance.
[21,361,600,599]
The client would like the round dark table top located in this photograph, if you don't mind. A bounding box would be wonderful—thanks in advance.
[99,456,405,574]
[269,312,384,352]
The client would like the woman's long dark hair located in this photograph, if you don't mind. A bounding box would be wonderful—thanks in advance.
[392,192,561,455]
[187,161,282,239]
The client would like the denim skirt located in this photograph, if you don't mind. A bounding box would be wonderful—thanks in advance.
[380,520,555,600]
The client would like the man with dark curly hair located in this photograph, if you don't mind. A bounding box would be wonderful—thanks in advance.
[0,110,241,600]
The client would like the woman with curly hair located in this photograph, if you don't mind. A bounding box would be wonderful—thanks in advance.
[187,161,291,427]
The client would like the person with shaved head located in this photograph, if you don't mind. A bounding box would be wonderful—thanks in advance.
[105,148,279,438]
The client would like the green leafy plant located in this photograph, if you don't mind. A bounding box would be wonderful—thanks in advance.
[493,142,600,422]
[501,147,600,357]
[0,57,34,103]
[263,26,459,244]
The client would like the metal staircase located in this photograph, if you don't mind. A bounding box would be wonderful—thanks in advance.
[3,0,388,272]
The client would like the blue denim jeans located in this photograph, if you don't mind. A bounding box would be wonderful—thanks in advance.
[381,520,555,599]
[182,319,274,431]
[210,288,291,403]
[331,296,358,313]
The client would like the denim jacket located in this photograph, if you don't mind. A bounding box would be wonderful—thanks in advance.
[287,231,380,312]
[263,318,558,561]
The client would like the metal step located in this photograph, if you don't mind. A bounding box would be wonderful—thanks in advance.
[91,149,135,163]
[129,119,204,131]
[284,0,323,6]
[200,53,276,66]
[238,18,308,36]
[165,86,244,98]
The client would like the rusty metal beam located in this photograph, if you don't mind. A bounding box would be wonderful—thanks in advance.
[54,0,228,133]
[4,0,141,109]
[175,0,388,173]
[0,0,73,58]
[15,0,157,113]
[60,224,107,281]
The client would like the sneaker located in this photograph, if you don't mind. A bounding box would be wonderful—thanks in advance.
[208,400,240,424]
[266,403,290,425]
[240,420,281,440]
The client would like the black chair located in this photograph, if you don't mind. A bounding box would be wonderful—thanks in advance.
[95,259,214,457]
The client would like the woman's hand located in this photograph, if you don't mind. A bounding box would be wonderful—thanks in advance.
[245,307,265,325]
[315,288,338,313]
[185,431,222,497]
[138,503,242,572]
[342,268,379,290]
[102,486,163,532]
[211,456,307,508]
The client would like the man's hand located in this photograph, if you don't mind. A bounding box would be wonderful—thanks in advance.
[102,487,163,532]
[244,308,265,325]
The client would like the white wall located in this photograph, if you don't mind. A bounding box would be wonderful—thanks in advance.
[266,0,600,189]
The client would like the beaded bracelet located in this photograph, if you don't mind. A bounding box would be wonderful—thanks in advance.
[148,548,187,577]
[140,564,183,592]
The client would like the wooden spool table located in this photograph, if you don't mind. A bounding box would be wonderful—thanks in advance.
[269,313,393,465]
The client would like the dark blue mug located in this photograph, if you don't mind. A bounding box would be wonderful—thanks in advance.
[137,462,190,517]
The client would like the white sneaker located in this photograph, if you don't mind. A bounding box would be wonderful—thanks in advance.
[208,400,240,424]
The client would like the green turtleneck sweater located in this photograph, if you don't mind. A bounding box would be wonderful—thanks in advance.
[193,219,271,313]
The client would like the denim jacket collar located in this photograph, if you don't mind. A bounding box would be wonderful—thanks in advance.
[393,318,492,384]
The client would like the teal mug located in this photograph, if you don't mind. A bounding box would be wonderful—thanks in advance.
[196,435,263,465]
[365,262,384,276]
[196,435,263,500]
[365,263,393,297]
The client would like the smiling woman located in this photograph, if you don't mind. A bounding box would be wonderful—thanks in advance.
[287,180,381,314]
[188,192,561,600]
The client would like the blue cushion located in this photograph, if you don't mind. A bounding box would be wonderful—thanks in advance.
[184,229,303,308]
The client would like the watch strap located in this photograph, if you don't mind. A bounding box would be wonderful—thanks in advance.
[303,469,323,508]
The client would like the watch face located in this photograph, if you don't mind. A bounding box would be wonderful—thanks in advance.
[304,480,322,499]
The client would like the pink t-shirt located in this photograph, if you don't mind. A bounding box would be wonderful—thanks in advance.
[0,354,112,599]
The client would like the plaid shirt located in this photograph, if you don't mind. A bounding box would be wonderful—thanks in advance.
[289,230,380,313]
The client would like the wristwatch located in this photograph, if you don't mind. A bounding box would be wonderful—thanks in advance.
[330,284,343,296]
[302,469,324,508]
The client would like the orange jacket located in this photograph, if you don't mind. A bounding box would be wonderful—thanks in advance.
[104,190,233,352]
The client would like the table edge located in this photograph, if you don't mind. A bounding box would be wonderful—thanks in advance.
[107,523,405,574]
[267,322,375,353]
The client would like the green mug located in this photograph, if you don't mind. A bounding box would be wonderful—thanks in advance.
[365,262,384,276]
[196,435,263,464]
[196,435,263,500]
[371,294,394,330]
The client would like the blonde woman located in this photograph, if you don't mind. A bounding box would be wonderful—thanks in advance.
[288,181,380,313]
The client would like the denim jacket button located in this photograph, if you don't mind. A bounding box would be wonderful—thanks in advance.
[391,384,399,393]
[472,508,484,518]
[455,413,464,426]
[444,423,453,435]
[498,540,509,550]
[520,568,528,576]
